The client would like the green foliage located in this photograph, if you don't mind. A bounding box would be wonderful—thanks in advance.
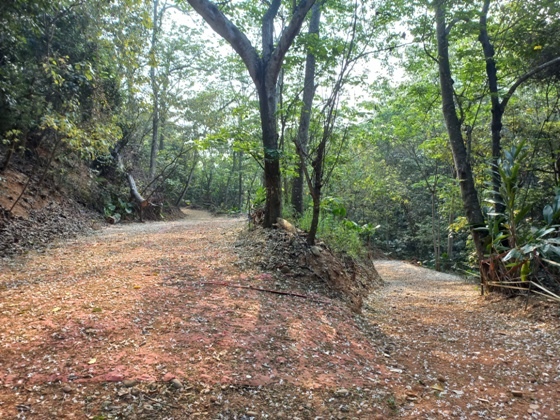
[482,141,560,282]
[104,197,134,221]
[296,196,379,258]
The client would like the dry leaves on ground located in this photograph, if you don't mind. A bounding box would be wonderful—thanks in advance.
[0,210,559,419]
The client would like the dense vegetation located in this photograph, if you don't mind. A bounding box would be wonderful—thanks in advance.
[1,0,560,296]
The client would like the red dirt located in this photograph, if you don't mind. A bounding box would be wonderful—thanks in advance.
[0,210,559,419]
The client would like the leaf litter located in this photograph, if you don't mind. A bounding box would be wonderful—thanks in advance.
[0,209,558,419]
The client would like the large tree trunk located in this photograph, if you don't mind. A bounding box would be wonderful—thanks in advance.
[435,0,487,261]
[292,2,321,216]
[258,82,282,226]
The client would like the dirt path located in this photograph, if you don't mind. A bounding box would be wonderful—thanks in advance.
[0,216,558,419]
[367,260,560,419]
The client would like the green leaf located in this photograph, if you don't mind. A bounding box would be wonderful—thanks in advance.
[543,205,553,225]
[503,248,522,261]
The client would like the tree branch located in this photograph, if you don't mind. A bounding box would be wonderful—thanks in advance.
[501,56,560,111]
[185,0,261,83]
[268,0,316,83]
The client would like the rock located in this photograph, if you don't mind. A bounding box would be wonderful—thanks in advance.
[162,372,176,382]
[62,385,73,394]
[339,405,350,412]
[335,388,350,397]
[511,390,524,397]
[170,378,183,389]
[276,218,297,234]
[311,246,322,257]
[123,379,138,388]
[117,388,129,397]
[105,372,124,382]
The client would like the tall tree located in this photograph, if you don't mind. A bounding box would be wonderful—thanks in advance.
[478,0,560,215]
[291,2,321,216]
[434,0,487,260]
[184,0,316,227]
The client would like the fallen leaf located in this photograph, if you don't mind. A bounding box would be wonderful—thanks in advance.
[52,307,61,313]
[88,358,96,364]
[431,383,444,391]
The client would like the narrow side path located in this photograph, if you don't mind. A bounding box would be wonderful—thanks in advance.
[367,260,560,419]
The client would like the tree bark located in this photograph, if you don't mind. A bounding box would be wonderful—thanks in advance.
[478,0,504,214]
[149,0,160,181]
[478,0,560,215]
[292,2,321,216]
[186,0,316,227]
[176,158,197,207]
[435,0,487,260]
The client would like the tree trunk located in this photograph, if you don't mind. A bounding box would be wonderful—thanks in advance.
[292,2,321,216]
[175,158,197,207]
[257,78,282,225]
[432,190,441,271]
[149,0,160,181]
[435,0,487,261]
[238,151,244,210]
[307,191,321,245]
[479,0,505,214]
[185,0,316,227]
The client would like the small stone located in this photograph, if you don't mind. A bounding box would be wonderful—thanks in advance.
[437,376,446,383]
[123,379,137,388]
[335,388,350,397]
[117,388,129,397]
[62,385,73,394]
[511,390,524,398]
[339,404,350,412]
[162,372,176,382]
[171,378,183,389]
[105,372,124,382]
[311,246,322,257]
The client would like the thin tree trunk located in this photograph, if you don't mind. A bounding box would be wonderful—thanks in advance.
[292,2,321,216]
[176,159,197,207]
[238,151,243,210]
[435,0,487,261]
[432,191,441,271]
[149,0,160,181]
[479,0,504,214]
[9,132,62,213]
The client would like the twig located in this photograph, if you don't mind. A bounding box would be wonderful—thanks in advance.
[179,281,330,304]
[143,394,181,409]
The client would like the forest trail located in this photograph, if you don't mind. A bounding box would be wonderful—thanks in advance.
[0,214,559,419]
[367,260,559,419]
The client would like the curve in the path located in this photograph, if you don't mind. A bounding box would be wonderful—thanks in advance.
[364,259,559,419]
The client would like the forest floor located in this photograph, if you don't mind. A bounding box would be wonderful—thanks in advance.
[0,210,559,419]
